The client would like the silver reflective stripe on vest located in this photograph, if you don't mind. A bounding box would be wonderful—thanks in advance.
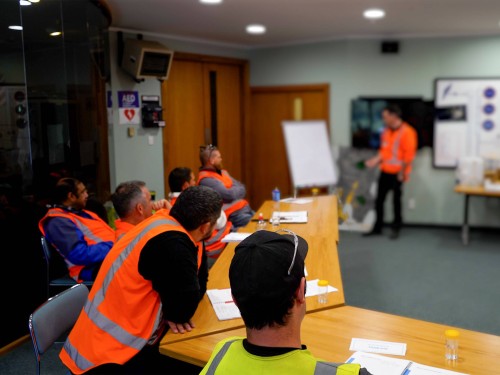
[46,208,110,244]
[68,218,178,372]
[386,125,405,166]
[314,361,342,374]
[205,339,239,375]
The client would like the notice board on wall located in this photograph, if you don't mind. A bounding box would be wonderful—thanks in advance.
[433,78,500,168]
[281,120,338,191]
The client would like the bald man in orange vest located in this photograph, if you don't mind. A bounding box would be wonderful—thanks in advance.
[364,104,417,239]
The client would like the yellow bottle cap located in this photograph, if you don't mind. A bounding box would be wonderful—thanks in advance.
[445,329,460,338]
[317,280,329,287]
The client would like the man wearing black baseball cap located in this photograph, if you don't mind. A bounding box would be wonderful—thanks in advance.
[200,229,371,374]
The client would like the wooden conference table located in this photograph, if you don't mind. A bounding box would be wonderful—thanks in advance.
[454,185,500,245]
[160,195,344,345]
[161,306,500,375]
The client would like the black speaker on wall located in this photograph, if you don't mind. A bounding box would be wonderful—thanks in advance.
[381,41,399,54]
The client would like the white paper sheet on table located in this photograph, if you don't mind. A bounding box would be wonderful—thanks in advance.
[305,279,338,297]
[280,197,313,204]
[346,352,469,375]
[346,352,411,375]
[349,338,407,356]
[271,210,308,223]
[221,232,252,243]
[206,289,241,320]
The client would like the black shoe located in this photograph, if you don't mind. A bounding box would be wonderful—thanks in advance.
[389,229,400,239]
[363,229,382,237]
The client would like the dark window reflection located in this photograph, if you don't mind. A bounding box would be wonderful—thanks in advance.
[0,0,110,347]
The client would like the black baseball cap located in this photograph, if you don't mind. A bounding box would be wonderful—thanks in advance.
[229,230,308,306]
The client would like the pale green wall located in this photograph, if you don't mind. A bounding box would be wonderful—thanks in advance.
[108,31,500,227]
[249,36,500,227]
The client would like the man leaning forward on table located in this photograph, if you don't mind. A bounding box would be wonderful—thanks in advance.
[200,230,372,375]
[60,186,222,374]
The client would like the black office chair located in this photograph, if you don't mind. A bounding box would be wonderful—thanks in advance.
[40,236,93,299]
[29,283,89,375]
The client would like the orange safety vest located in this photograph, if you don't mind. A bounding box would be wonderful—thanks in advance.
[114,219,135,241]
[379,122,417,178]
[60,211,203,374]
[198,170,249,218]
[38,208,115,282]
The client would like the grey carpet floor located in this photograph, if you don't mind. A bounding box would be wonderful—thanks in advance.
[2,226,499,374]
[337,226,500,336]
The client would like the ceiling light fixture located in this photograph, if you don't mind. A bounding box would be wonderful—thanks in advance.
[29,0,41,3]
[50,31,62,36]
[20,0,32,5]
[9,25,23,30]
[246,24,266,35]
[199,0,223,4]
[363,8,385,20]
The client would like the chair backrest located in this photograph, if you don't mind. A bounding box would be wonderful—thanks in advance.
[28,283,89,375]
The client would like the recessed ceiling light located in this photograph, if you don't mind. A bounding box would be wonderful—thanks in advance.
[19,0,32,6]
[246,24,266,35]
[29,0,40,3]
[9,25,23,30]
[199,0,223,4]
[50,31,62,36]
[363,8,385,20]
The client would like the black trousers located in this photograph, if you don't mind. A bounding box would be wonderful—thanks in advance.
[374,172,403,232]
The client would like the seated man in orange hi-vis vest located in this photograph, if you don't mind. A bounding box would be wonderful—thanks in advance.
[60,186,223,374]
[198,145,255,229]
[111,180,171,241]
[363,103,418,240]
[169,167,232,268]
[39,177,115,282]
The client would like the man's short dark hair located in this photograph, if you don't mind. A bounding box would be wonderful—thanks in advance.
[168,167,192,193]
[170,185,222,231]
[111,180,146,218]
[384,103,402,118]
[52,177,82,205]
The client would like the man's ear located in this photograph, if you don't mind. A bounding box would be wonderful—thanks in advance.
[200,221,212,235]
[295,277,306,304]
[136,202,144,216]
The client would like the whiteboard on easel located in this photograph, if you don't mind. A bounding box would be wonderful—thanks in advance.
[282,120,338,189]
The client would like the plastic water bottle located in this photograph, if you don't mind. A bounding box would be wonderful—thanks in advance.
[272,187,281,202]
[256,213,266,231]
[271,187,281,229]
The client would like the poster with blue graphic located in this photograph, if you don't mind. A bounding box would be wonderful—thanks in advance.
[434,78,500,168]
[118,91,140,125]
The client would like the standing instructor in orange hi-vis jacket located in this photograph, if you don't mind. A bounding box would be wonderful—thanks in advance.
[364,104,417,240]
[60,186,223,375]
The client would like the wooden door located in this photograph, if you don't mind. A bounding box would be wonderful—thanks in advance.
[162,54,249,195]
[162,60,206,183]
[203,63,244,180]
[248,85,329,209]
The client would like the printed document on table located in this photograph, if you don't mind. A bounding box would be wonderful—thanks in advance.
[271,210,308,223]
[349,338,407,356]
[346,352,411,375]
[206,289,241,320]
[346,352,469,375]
